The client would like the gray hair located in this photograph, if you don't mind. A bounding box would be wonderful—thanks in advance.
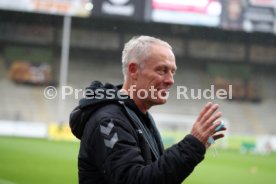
[122,35,172,80]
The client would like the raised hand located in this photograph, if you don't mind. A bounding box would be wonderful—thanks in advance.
[190,102,226,148]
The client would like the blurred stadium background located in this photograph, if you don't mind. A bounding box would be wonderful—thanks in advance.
[0,0,276,184]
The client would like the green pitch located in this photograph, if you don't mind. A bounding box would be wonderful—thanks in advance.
[0,136,276,184]
[0,137,79,184]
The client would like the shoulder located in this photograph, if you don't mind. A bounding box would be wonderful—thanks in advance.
[94,103,128,123]
[82,103,135,141]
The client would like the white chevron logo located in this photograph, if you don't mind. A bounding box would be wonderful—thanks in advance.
[104,133,118,149]
[100,120,118,149]
[100,120,114,136]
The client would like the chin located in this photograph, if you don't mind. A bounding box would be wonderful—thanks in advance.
[153,98,167,105]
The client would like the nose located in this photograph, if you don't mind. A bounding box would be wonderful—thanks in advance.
[164,71,174,86]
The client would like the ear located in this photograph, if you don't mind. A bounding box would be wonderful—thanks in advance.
[128,62,139,80]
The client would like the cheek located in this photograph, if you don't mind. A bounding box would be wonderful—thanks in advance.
[146,79,159,88]
[151,76,163,85]
[139,71,162,88]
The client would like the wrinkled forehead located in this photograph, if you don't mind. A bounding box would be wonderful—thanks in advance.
[149,44,175,62]
[142,44,176,70]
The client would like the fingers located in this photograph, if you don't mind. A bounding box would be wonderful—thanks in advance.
[210,122,227,141]
[215,126,226,133]
[206,112,222,127]
[206,120,220,135]
[197,103,220,134]
[191,102,226,146]
[200,104,219,124]
[197,102,219,124]
[196,102,212,122]
[212,134,225,141]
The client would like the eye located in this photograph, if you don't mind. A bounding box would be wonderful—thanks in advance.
[171,69,176,75]
[157,67,167,75]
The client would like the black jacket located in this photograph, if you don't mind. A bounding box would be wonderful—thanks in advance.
[69,81,206,184]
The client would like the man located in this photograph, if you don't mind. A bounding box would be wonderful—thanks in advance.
[70,35,225,184]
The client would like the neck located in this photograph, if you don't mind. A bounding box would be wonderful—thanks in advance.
[121,82,149,114]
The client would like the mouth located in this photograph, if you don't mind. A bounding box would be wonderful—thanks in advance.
[158,88,170,97]
[158,88,170,92]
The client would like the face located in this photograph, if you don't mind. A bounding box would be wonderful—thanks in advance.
[134,44,176,109]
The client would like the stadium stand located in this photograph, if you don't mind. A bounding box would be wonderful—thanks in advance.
[0,11,275,136]
[1,56,275,135]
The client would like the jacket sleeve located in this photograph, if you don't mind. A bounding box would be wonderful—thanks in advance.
[90,117,206,184]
